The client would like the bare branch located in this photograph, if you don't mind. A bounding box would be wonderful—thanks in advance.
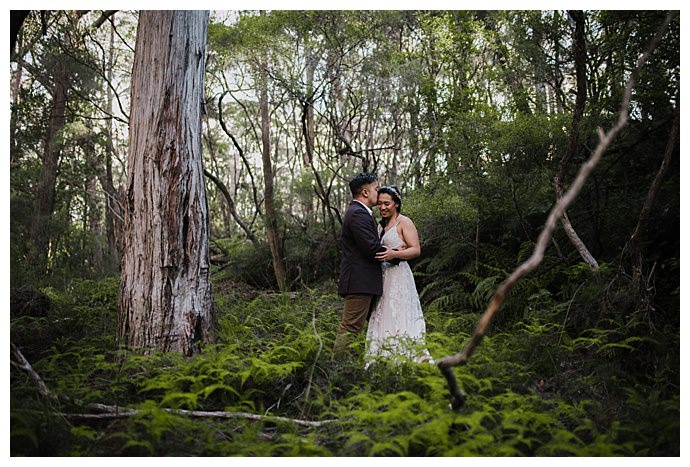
[91,10,118,29]
[62,408,336,428]
[218,91,263,217]
[11,343,53,400]
[626,101,679,289]
[203,168,260,247]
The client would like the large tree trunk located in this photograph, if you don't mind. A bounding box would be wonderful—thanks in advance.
[119,11,212,356]
[257,23,287,290]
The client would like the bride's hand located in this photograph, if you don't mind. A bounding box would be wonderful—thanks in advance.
[375,246,396,262]
[374,246,392,261]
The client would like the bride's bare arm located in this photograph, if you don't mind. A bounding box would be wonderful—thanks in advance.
[396,218,421,259]
[375,217,420,261]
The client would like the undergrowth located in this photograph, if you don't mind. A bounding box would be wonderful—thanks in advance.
[10,271,679,456]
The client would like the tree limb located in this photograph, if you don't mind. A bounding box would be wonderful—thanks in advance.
[436,12,675,410]
[91,10,118,29]
[203,168,260,247]
[218,91,263,217]
[11,343,53,399]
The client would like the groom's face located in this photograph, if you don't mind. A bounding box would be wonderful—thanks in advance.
[361,181,380,208]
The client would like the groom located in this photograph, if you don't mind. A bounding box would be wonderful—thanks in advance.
[333,172,387,352]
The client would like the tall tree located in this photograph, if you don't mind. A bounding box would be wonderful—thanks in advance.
[29,45,69,273]
[119,10,212,355]
[257,11,287,290]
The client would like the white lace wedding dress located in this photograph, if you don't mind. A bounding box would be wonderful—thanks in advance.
[365,221,432,366]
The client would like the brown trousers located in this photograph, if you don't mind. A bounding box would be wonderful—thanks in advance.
[333,294,377,352]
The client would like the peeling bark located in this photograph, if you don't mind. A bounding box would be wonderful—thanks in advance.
[119,11,212,356]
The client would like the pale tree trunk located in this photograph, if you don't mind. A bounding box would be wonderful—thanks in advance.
[82,128,104,271]
[257,22,287,290]
[555,10,599,271]
[103,19,122,270]
[119,10,212,356]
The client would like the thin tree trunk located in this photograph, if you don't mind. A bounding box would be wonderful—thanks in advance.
[627,104,679,292]
[302,49,340,241]
[83,129,104,272]
[257,19,287,290]
[119,11,212,356]
[30,68,68,273]
[555,10,599,271]
[103,19,121,269]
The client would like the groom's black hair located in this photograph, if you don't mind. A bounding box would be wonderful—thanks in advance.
[349,172,377,197]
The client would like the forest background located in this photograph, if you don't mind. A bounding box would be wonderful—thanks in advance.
[8,9,680,456]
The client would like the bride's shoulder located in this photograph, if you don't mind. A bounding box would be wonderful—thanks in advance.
[399,215,416,228]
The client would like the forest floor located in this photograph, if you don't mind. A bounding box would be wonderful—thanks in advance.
[10,275,680,456]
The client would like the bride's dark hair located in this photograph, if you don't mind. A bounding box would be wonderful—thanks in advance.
[378,185,402,213]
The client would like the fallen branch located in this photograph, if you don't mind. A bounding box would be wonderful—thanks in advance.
[11,343,335,429]
[62,408,335,428]
[11,343,52,399]
[436,12,675,410]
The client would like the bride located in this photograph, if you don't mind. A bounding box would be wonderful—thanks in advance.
[366,185,432,366]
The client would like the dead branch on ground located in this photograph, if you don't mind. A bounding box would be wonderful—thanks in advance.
[11,343,335,428]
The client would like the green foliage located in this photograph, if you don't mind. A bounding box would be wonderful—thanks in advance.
[10,9,679,458]
[213,236,276,288]
[10,273,679,456]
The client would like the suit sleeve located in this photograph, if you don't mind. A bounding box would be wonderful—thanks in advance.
[350,208,382,258]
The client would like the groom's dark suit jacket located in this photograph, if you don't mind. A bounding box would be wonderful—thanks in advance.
[338,201,383,297]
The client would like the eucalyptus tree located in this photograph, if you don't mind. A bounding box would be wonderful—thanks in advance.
[119,10,212,355]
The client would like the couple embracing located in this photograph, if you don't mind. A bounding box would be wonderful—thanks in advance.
[333,172,432,366]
